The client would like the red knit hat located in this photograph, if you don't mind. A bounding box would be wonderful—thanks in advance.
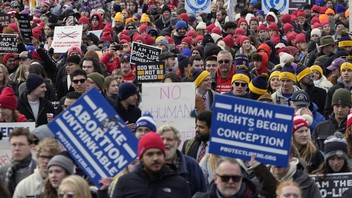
[237,18,248,27]
[3,54,16,65]
[67,46,83,57]
[139,24,148,33]
[8,22,18,32]
[206,24,215,32]
[268,23,278,33]
[164,36,174,44]
[286,32,297,44]
[187,30,197,38]
[295,33,306,44]
[257,24,267,32]
[211,26,221,36]
[78,16,89,24]
[321,21,330,28]
[281,14,291,23]
[132,33,144,43]
[120,34,130,42]
[347,113,352,128]
[32,26,42,41]
[100,32,113,42]
[293,115,309,133]
[297,11,306,18]
[291,15,297,22]
[103,26,114,34]
[195,35,204,45]
[223,34,234,48]
[313,22,321,29]
[311,5,320,13]
[240,36,250,46]
[120,30,129,36]
[0,87,16,110]
[283,23,294,35]
[181,37,192,47]
[32,51,43,61]
[138,132,165,159]
[266,15,275,21]
[178,13,189,24]
[310,16,319,25]
[235,27,245,36]
[270,34,280,45]
[143,34,154,45]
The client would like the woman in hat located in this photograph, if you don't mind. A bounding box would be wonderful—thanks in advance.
[268,69,281,94]
[0,87,27,123]
[311,65,332,92]
[312,132,351,174]
[291,116,324,173]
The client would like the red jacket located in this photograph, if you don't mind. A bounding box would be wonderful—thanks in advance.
[215,65,235,93]
[100,53,120,73]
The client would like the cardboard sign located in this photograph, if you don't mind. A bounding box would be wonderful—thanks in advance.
[141,83,195,148]
[0,14,10,28]
[310,172,352,197]
[209,95,294,167]
[185,0,211,13]
[0,34,18,54]
[0,122,36,139]
[15,13,32,45]
[87,0,104,9]
[131,42,162,64]
[48,88,138,187]
[52,25,83,53]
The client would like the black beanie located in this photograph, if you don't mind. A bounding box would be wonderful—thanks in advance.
[118,82,138,101]
[26,74,45,93]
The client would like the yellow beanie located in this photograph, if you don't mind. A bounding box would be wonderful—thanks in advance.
[140,13,150,23]
[114,12,123,23]
[340,62,352,72]
[269,71,280,80]
[194,71,211,88]
[231,74,250,85]
[310,65,323,76]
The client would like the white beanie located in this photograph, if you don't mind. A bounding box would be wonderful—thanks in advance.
[311,28,322,38]
[211,33,222,44]
[279,52,294,65]
[196,22,206,30]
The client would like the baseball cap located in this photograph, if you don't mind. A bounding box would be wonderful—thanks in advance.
[327,57,345,71]
[291,90,310,106]
[120,54,130,63]
[17,51,32,59]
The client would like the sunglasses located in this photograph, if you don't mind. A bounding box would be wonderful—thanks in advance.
[58,192,75,198]
[218,60,230,64]
[72,79,86,84]
[217,174,242,182]
[234,82,247,87]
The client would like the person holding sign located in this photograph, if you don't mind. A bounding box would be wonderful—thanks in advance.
[112,132,191,198]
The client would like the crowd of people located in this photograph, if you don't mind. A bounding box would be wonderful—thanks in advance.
[0,0,352,197]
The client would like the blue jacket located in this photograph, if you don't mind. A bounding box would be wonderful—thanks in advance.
[310,102,326,132]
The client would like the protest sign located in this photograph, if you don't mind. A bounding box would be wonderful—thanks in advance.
[310,172,352,197]
[209,95,294,167]
[87,0,104,9]
[0,122,36,140]
[131,42,164,82]
[15,13,32,45]
[185,0,211,13]
[141,83,195,147]
[48,88,138,187]
[262,0,288,14]
[52,25,83,53]
[0,14,10,28]
[289,0,309,12]
[88,30,103,39]
[0,34,18,54]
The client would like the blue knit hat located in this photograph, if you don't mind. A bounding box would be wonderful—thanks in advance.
[26,74,45,93]
[335,4,346,14]
[79,6,91,15]
[136,112,157,132]
[279,64,296,82]
[118,82,138,101]
[255,10,264,16]
[176,21,187,30]
[181,48,192,57]
[234,53,249,66]
[295,63,312,82]
[249,75,268,95]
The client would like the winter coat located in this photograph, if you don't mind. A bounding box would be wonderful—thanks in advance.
[100,53,120,73]
[313,75,333,92]
[271,85,301,106]
[12,168,44,198]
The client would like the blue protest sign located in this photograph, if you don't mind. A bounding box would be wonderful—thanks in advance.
[209,94,294,167]
[262,0,288,14]
[48,88,138,187]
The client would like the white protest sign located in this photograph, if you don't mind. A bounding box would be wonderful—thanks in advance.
[52,25,83,53]
[0,122,36,139]
[88,30,103,39]
[141,83,195,147]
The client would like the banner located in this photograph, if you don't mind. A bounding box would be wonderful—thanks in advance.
[0,122,36,139]
[52,25,83,53]
[0,14,10,28]
[48,88,138,187]
[140,83,195,147]
[209,95,294,167]
[289,0,309,11]
[15,13,32,45]
[310,172,352,197]
[0,34,18,54]
[185,0,211,13]
[262,0,288,14]
[87,0,104,9]
[131,42,164,82]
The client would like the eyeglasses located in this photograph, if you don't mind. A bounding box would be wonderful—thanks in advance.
[72,79,86,84]
[234,82,247,87]
[58,192,75,198]
[218,60,230,64]
[216,174,242,182]
[39,155,53,160]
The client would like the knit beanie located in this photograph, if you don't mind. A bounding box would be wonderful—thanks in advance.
[311,5,320,13]
[319,14,329,23]
[281,14,291,23]
[310,16,320,24]
[211,26,222,36]
[138,132,165,159]
[311,28,322,38]
[347,113,352,128]
[47,155,75,175]
[78,16,89,24]
[88,72,105,91]
[325,8,335,15]
[155,37,170,51]
[136,112,157,132]
[237,18,248,27]
[270,34,280,46]
[231,73,250,85]
[234,53,249,66]
[340,62,352,73]
[2,54,16,65]
[181,48,192,57]
[196,22,206,30]
[239,36,250,46]
[114,12,123,23]
[79,6,91,15]
[283,23,294,35]
[279,64,296,82]
[26,74,45,93]
[178,13,189,24]
[222,34,234,48]
[118,82,138,101]
[176,21,187,30]
[100,32,113,42]
[296,64,312,82]
[181,37,192,48]
[268,23,278,33]
[338,31,352,48]
[269,71,280,80]
[324,132,348,160]
[297,11,306,18]
[249,75,268,95]
[295,33,306,44]
[293,115,309,133]
[140,13,150,23]
[193,69,210,87]
[195,35,204,45]
[67,46,83,57]
[234,28,245,36]
[310,65,323,76]
[257,24,267,32]
[286,32,296,45]
[31,124,54,141]
[211,33,222,44]
[206,24,215,33]
[161,4,171,14]
[332,88,352,108]
[187,30,197,38]
[279,52,294,65]
[0,87,16,110]
[335,4,346,14]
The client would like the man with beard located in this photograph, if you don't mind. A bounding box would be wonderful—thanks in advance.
[154,4,171,31]
[182,110,212,162]
[193,158,259,198]
[112,132,191,198]
[157,124,207,195]
[39,1,57,24]
[172,21,187,45]
[296,64,326,115]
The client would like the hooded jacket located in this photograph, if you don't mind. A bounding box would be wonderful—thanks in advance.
[91,13,103,30]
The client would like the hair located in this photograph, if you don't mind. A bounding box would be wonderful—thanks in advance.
[0,64,9,86]
[224,21,236,30]
[58,175,92,198]
[252,53,262,61]
[291,130,317,171]
[36,138,61,158]
[217,50,233,62]
[112,68,123,76]
[80,56,104,74]
[0,179,10,198]
[312,158,350,176]
[276,181,302,198]
[196,110,212,128]
[344,126,352,157]
[84,50,100,61]
[156,124,181,140]
[162,72,181,82]
[65,91,82,100]
[43,179,58,198]
[29,62,48,79]
[216,157,241,173]
[205,55,217,62]
[9,128,33,144]
[14,64,27,84]
[104,76,117,95]
[189,55,203,67]
[70,69,87,81]
[122,8,131,18]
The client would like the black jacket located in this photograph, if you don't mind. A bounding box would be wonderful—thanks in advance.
[112,164,191,198]
[113,100,141,124]
[304,85,327,115]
